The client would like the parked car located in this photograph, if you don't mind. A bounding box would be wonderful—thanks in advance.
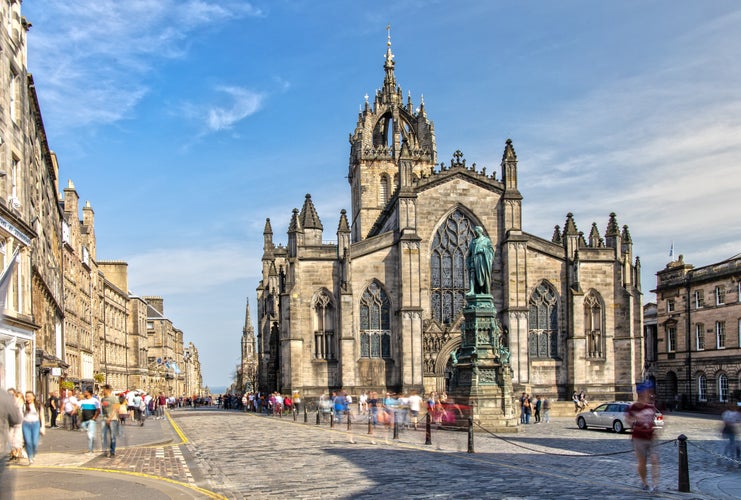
[576,401,664,433]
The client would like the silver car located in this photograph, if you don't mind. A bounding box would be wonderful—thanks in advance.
[576,401,664,433]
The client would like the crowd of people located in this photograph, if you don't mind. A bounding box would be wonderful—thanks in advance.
[519,393,550,424]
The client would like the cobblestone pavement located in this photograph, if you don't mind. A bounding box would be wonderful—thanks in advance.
[170,408,740,499]
[14,409,738,499]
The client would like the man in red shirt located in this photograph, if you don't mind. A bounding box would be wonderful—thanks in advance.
[626,383,660,492]
[157,392,167,420]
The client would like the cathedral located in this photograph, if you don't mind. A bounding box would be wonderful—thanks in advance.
[256,36,644,402]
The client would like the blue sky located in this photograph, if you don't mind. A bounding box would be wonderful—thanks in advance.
[23,1,741,389]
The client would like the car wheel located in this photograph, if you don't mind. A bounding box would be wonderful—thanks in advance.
[613,420,624,433]
[577,417,587,430]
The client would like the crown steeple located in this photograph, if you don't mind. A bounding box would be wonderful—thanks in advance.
[347,28,437,242]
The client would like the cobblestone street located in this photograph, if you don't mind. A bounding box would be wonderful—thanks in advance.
[12,408,739,499]
[171,408,740,499]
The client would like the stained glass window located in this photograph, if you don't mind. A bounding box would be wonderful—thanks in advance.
[430,209,475,324]
[584,293,603,358]
[360,282,391,358]
[313,292,335,360]
[528,282,559,358]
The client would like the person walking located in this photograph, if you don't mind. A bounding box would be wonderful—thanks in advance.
[626,384,660,492]
[8,389,24,462]
[21,391,45,465]
[99,385,119,458]
[77,389,100,455]
[0,385,21,491]
[542,396,551,423]
[47,390,59,428]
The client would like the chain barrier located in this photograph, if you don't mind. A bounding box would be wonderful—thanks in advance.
[685,439,741,466]
[474,421,675,457]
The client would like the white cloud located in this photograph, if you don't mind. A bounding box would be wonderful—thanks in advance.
[504,10,741,298]
[206,86,265,131]
[26,0,262,130]
[126,243,261,296]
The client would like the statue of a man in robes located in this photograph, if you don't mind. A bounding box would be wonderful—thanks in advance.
[466,225,495,295]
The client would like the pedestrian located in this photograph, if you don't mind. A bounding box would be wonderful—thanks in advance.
[534,395,542,424]
[720,403,740,460]
[626,383,660,492]
[523,395,532,424]
[62,389,79,430]
[408,391,422,430]
[0,383,21,491]
[8,389,24,461]
[542,396,551,423]
[99,384,119,458]
[22,391,45,465]
[520,392,527,423]
[47,390,59,428]
[78,388,101,455]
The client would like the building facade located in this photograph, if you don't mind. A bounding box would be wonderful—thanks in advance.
[649,254,741,409]
[0,1,38,392]
[61,183,98,389]
[256,39,644,401]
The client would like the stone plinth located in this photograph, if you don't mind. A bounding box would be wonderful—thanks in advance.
[449,294,518,431]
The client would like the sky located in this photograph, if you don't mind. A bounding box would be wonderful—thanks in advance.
[22,1,741,390]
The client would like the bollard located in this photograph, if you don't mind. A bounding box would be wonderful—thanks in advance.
[316,410,320,425]
[304,407,308,423]
[293,408,297,421]
[678,434,690,492]
[347,412,351,431]
[330,412,334,428]
[467,417,474,453]
[393,411,399,440]
[425,412,432,445]
[368,414,373,435]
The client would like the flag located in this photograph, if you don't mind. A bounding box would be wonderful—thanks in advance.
[669,241,674,258]
[173,363,180,374]
[0,248,20,314]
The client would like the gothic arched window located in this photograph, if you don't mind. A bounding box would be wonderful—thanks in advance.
[528,282,559,358]
[430,209,475,324]
[313,291,335,360]
[584,292,604,358]
[359,282,391,358]
[379,174,390,205]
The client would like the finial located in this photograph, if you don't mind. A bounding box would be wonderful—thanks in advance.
[386,24,391,47]
[364,93,369,103]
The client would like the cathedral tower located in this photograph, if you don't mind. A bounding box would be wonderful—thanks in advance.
[348,28,436,242]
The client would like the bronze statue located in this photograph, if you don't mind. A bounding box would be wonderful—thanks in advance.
[466,226,494,295]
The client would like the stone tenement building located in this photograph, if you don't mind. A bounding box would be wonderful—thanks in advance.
[648,253,741,408]
[256,37,643,401]
[0,0,204,397]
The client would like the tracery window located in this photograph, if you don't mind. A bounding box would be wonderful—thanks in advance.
[584,292,603,358]
[359,282,391,358]
[528,282,559,358]
[313,291,335,360]
[430,209,475,324]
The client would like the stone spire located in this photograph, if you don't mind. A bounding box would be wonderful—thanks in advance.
[551,225,562,245]
[299,193,323,230]
[243,298,253,335]
[382,24,397,98]
[588,222,602,248]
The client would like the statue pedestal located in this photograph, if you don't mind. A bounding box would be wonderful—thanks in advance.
[449,295,518,432]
